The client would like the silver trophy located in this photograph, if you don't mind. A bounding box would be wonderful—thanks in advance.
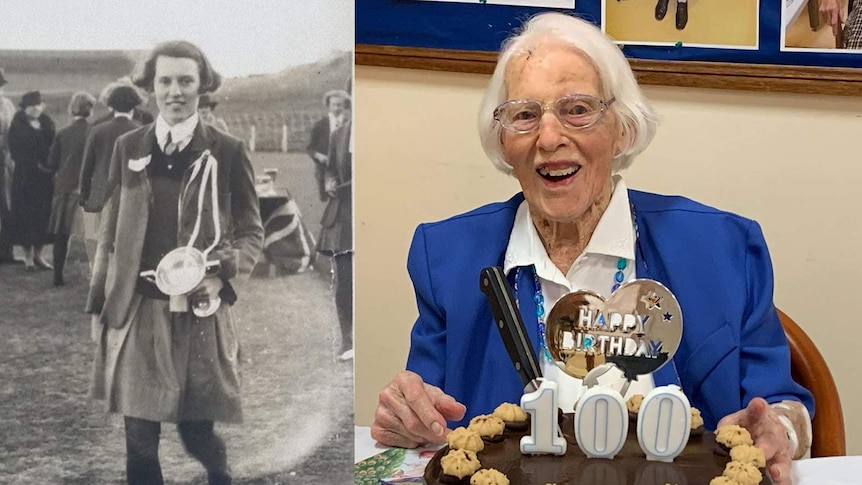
[140,150,222,317]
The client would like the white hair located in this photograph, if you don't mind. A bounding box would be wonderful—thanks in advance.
[478,12,660,176]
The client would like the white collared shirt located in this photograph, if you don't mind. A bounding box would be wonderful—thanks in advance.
[328,112,345,134]
[155,112,199,154]
[503,175,654,411]
[114,111,133,120]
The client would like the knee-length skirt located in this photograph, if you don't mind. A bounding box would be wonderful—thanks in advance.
[90,295,243,423]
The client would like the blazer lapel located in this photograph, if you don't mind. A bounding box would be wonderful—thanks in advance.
[178,121,214,222]
[630,194,682,388]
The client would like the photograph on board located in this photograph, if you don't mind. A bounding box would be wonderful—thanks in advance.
[604,0,760,49]
[783,0,862,51]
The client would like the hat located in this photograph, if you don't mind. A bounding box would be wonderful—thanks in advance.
[198,94,218,109]
[107,85,142,112]
[0,68,7,87]
[19,90,42,109]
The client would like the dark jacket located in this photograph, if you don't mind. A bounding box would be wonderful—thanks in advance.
[91,107,154,127]
[80,115,140,212]
[316,120,352,255]
[86,120,264,329]
[44,117,90,194]
[7,111,55,245]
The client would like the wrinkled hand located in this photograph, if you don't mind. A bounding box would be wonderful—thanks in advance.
[189,276,224,311]
[820,0,846,36]
[717,398,793,485]
[371,370,467,448]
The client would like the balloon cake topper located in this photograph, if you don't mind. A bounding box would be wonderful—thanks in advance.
[545,279,682,382]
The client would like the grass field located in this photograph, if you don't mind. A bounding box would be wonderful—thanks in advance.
[0,151,353,484]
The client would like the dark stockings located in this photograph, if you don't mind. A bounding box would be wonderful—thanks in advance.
[53,234,69,286]
[124,417,230,485]
[333,252,353,352]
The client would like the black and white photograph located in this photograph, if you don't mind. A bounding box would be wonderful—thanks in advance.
[0,0,354,483]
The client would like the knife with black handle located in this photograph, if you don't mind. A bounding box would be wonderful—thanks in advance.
[480,266,542,392]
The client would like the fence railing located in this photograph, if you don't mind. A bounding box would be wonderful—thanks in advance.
[223,109,326,152]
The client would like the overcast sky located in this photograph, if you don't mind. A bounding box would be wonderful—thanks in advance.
[0,0,354,77]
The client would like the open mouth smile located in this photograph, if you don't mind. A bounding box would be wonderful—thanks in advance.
[537,164,581,182]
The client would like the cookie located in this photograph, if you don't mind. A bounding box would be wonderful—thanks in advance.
[715,424,754,452]
[440,448,481,482]
[492,403,529,432]
[722,460,762,485]
[709,477,741,485]
[469,468,510,485]
[690,407,705,436]
[729,444,766,468]
[447,427,485,453]
[626,394,645,422]
[468,415,505,443]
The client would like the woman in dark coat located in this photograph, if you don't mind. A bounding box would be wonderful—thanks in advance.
[87,41,263,485]
[317,115,353,361]
[44,91,96,286]
[7,90,56,271]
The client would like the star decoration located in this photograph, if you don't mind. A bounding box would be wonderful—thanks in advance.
[640,290,663,311]
[663,312,673,322]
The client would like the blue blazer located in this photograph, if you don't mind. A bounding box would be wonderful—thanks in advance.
[405,190,814,430]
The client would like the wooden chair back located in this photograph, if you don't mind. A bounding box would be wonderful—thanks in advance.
[777,308,846,457]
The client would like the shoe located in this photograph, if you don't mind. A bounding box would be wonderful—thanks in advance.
[655,0,669,20]
[338,348,354,361]
[676,2,688,30]
[24,264,36,272]
[53,277,65,287]
[34,258,53,270]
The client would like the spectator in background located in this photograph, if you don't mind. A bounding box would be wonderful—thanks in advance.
[7,90,55,271]
[307,89,350,202]
[317,112,353,361]
[0,67,21,264]
[94,77,154,126]
[43,91,96,286]
[197,94,230,133]
[79,85,142,270]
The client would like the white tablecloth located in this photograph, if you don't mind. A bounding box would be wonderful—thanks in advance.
[792,455,862,485]
[358,426,862,483]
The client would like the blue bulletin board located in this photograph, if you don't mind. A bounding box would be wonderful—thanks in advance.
[356,0,862,95]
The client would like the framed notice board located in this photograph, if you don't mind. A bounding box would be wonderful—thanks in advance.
[356,0,862,95]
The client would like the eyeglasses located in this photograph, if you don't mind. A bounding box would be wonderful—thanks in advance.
[493,94,616,133]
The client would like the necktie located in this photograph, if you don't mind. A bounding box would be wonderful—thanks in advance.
[164,131,177,155]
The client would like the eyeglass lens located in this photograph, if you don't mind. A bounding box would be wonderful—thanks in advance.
[498,95,608,131]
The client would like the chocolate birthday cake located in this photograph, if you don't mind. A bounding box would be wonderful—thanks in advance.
[424,413,772,485]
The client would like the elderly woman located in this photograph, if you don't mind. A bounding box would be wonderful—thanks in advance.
[43,91,96,286]
[371,13,812,485]
[87,40,263,485]
[7,90,56,271]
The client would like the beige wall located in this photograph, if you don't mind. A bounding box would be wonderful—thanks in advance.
[354,65,862,454]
